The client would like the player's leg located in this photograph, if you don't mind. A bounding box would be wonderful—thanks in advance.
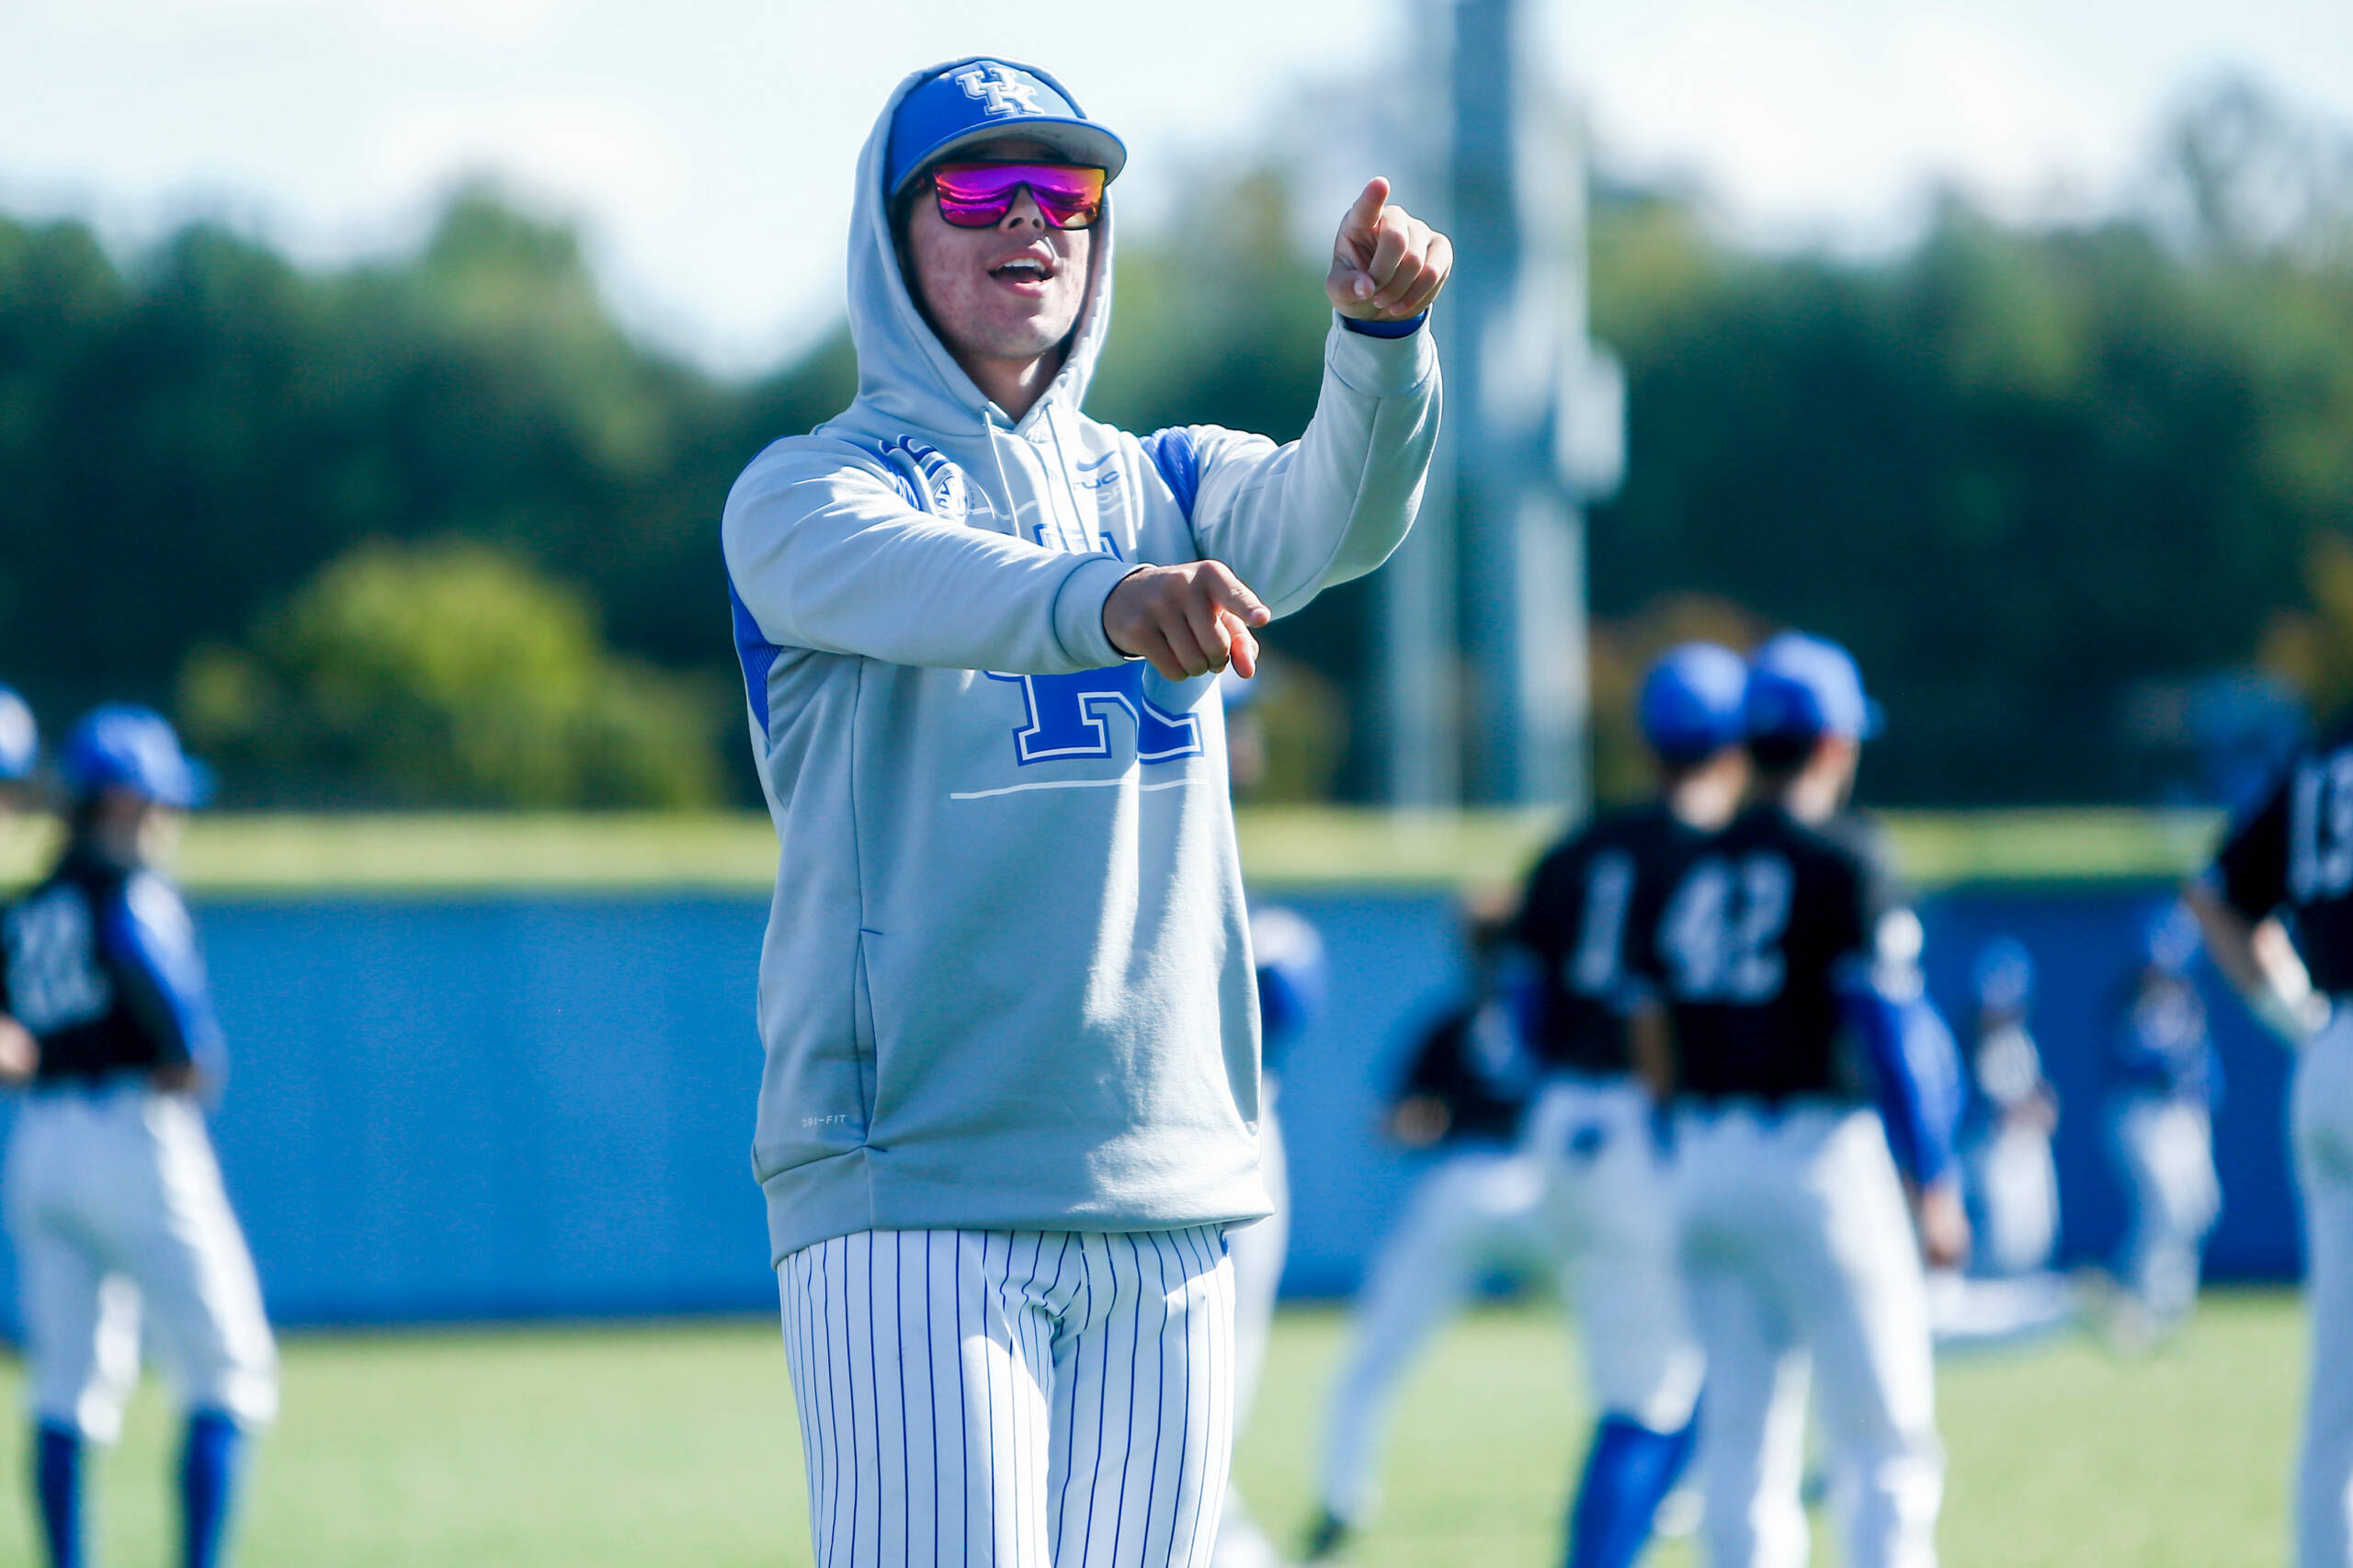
[781,1229,1070,1567]
[1777,1111,1942,1568]
[1682,1261,1809,1568]
[1559,1090,1703,1568]
[101,1094,276,1568]
[1308,1149,1533,1551]
[7,1098,142,1568]
[2291,1028,2353,1568]
[1216,1107,1286,1568]
[1047,1227,1233,1568]
[1678,1115,1809,1568]
[13,1242,140,1568]
[2143,1104,2222,1324]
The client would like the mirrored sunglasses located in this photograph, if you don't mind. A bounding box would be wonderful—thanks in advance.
[928,163,1106,231]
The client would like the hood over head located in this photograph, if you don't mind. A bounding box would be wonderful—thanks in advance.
[842,58,1120,437]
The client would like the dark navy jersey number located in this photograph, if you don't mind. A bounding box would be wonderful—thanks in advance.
[0,848,223,1085]
[985,666,1202,767]
[2213,715,2353,994]
[1513,802,1703,1075]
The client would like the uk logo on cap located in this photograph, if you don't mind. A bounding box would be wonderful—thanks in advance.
[956,64,1044,117]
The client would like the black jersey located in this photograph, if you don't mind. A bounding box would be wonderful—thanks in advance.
[1630,802,1902,1103]
[1513,801,1698,1076]
[2212,713,2353,994]
[1396,997,1541,1146]
[0,845,222,1085]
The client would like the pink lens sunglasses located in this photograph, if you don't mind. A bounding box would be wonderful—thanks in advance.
[928,163,1107,231]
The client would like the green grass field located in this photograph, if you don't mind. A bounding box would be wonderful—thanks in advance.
[0,1291,2305,1567]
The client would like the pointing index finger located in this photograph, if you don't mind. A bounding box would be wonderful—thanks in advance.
[1340,176,1391,243]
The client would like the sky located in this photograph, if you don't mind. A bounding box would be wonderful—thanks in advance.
[6,0,2353,374]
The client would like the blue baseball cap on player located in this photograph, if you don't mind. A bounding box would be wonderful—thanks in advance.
[885,59,1128,197]
[0,685,36,780]
[1744,631,1883,746]
[1972,936,2035,1012]
[1638,642,1750,765]
[59,704,212,808]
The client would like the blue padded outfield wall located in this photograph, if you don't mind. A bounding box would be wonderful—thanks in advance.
[0,882,2306,1331]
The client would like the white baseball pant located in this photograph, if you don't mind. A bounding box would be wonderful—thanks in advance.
[1314,1142,1560,1525]
[5,1085,278,1440]
[2295,1012,2353,1568]
[1964,1123,2059,1278]
[779,1226,1234,1568]
[2106,1093,2221,1326]
[1528,1077,1706,1433]
[1677,1104,1943,1568]
[1212,1098,1285,1568]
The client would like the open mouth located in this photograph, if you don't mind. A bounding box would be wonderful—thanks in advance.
[990,256,1055,286]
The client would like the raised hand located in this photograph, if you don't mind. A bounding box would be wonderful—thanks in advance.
[1326,177,1453,324]
[1102,561,1272,682]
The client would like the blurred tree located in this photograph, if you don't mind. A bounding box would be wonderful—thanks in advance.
[12,80,2353,809]
[181,540,723,809]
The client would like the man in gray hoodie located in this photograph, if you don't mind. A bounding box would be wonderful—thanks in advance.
[723,56,1447,1568]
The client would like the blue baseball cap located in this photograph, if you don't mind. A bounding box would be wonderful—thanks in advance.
[1638,642,1749,764]
[1972,936,2035,1011]
[0,685,36,780]
[885,59,1127,198]
[60,704,212,808]
[1744,631,1883,746]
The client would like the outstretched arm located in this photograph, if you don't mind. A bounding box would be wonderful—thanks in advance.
[1165,179,1450,622]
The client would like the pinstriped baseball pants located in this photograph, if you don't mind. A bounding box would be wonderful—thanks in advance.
[779,1227,1236,1568]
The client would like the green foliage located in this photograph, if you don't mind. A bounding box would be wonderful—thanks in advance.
[13,77,2353,806]
[0,185,850,786]
[182,540,723,808]
[1587,165,2353,802]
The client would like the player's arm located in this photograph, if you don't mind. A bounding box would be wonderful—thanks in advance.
[1627,996,1676,1104]
[98,873,226,1093]
[1389,1016,1457,1146]
[2188,774,2327,1046]
[1831,849,1969,1265]
[0,945,29,1083]
[724,444,1151,675]
[1162,181,1447,620]
[0,1017,32,1083]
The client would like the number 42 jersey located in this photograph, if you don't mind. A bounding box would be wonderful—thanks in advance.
[1630,802,1905,1104]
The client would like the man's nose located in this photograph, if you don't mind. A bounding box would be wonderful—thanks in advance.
[998,187,1048,231]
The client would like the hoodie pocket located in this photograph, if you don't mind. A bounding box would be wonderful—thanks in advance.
[852,931,881,1130]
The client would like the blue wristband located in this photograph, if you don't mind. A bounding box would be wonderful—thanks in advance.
[1339,312,1427,338]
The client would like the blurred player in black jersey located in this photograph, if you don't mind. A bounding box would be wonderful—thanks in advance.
[2188,718,2352,1568]
[1512,642,1754,1568]
[1303,900,1552,1562]
[1631,632,1964,1568]
[1,707,276,1568]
